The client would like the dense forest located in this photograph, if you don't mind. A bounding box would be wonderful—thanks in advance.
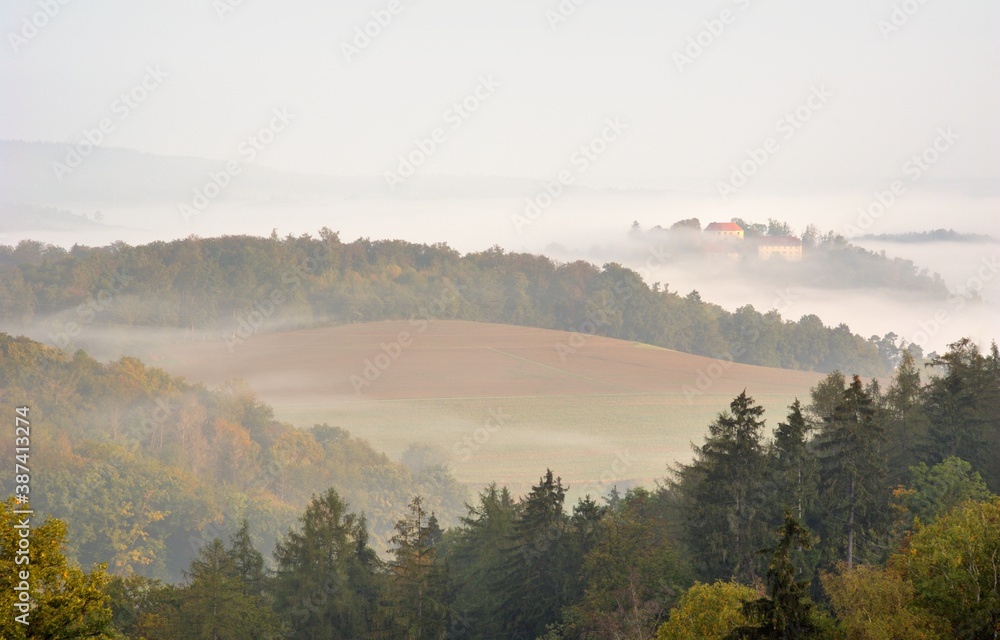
[0,333,467,583]
[2,336,999,639]
[0,229,916,376]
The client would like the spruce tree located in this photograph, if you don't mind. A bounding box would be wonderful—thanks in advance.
[174,536,281,640]
[272,488,381,639]
[498,469,572,640]
[678,391,769,583]
[924,338,999,491]
[815,376,888,568]
[442,484,517,639]
[771,400,817,525]
[884,349,929,483]
[726,513,826,640]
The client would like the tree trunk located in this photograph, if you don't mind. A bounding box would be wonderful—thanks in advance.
[847,477,855,570]
[796,463,803,522]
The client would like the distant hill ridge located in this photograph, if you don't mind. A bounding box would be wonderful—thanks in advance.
[0,231,907,376]
[859,229,996,243]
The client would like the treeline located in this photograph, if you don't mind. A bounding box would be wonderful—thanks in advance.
[860,228,996,243]
[1,230,902,375]
[0,333,467,583]
[2,337,998,639]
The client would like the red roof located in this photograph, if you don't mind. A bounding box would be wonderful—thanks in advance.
[757,235,802,247]
[705,222,744,232]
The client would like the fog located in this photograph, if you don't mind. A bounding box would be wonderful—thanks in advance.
[4,173,998,357]
[2,0,998,547]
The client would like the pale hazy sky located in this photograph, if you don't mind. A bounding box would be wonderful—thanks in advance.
[4,0,999,193]
[2,0,998,356]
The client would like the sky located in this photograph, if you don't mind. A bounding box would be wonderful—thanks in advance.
[2,0,999,353]
[3,0,998,193]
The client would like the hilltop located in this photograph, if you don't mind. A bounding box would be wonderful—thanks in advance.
[129,320,825,497]
[0,231,901,376]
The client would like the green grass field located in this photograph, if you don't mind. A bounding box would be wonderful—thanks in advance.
[272,392,808,501]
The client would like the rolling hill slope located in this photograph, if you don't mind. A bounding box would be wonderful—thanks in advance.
[142,320,825,499]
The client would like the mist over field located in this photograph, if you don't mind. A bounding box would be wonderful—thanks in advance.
[3,151,997,356]
[2,1,999,637]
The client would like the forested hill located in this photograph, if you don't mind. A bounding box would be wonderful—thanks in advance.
[859,228,996,243]
[2,337,998,639]
[1,231,902,376]
[0,333,467,582]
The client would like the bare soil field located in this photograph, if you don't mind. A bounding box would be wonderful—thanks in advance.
[145,320,826,500]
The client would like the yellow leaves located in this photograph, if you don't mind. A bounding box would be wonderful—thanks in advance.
[822,563,953,640]
[656,581,756,640]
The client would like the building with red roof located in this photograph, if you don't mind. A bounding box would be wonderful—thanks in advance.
[704,222,744,240]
